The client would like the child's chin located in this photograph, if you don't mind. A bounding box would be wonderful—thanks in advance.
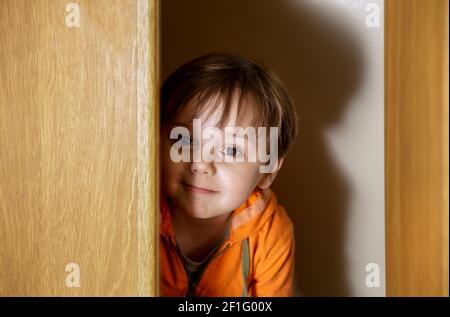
[184,207,224,220]
[187,210,215,219]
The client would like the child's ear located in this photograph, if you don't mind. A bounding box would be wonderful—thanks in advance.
[257,157,285,189]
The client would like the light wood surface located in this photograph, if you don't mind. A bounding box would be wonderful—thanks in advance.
[0,0,157,296]
[386,0,449,296]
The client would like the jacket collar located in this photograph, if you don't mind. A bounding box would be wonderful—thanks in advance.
[160,187,277,243]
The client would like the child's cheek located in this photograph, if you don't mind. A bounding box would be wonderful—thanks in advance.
[219,165,258,190]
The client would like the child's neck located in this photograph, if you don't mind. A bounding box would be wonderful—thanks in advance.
[170,204,231,262]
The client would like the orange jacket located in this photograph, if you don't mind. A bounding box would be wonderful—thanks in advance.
[160,187,295,297]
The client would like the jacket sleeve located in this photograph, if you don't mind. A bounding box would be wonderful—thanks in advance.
[249,226,295,297]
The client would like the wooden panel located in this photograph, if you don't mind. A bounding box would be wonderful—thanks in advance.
[0,0,157,296]
[385,0,449,296]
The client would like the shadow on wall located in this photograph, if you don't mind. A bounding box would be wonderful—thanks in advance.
[160,0,365,296]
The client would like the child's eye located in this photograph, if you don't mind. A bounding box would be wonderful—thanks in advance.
[223,146,242,158]
[176,135,197,147]
[179,135,192,145]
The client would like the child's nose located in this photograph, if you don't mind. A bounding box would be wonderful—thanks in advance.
[190,160,215,176]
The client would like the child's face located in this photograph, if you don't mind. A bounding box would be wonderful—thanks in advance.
[161,98,280,220]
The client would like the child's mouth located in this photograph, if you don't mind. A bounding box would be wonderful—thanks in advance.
[181,182,218,194]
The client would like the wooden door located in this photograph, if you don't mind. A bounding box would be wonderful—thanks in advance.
[0,0,158,296]
[385,0,448,296]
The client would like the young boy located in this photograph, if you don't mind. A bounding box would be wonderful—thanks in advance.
[159,53,298,297]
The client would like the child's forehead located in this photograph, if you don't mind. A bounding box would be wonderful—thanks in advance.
[174,94,260,129]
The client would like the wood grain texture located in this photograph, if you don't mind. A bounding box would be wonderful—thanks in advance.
[386,0,449,296]
[137,0,159,296]
[0,0,157,296]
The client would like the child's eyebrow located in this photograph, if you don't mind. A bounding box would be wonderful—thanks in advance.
[170,121,256,139]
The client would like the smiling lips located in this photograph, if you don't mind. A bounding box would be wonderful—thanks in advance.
[182,182,218,194]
